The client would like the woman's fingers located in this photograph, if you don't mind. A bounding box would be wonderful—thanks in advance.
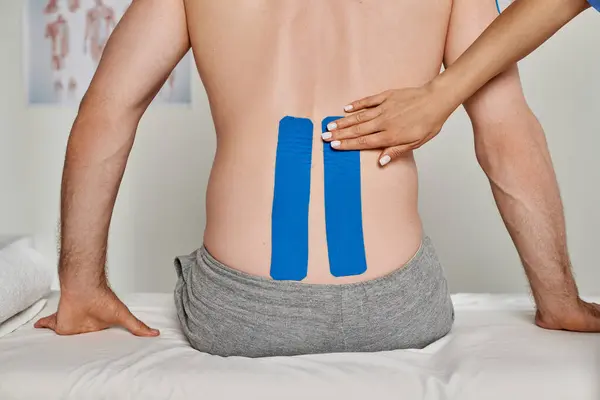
[330,132,392,151]
[328,86,447,163]
[324,118,382,141]
[327,107,383,132]
[344,91,388,113]
[379,142,421,166]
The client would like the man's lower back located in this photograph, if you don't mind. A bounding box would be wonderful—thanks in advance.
[188,0,452,283]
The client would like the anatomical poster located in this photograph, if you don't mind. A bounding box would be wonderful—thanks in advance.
[25,0,192,105]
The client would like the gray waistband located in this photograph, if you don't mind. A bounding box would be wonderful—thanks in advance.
[195,236,431,292]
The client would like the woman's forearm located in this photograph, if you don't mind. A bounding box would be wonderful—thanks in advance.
[435,0,590,109]
[326,0,594,165]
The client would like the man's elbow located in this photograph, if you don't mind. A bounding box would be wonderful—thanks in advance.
[471,109,549,177]
[75,90,141,134]
[66,93,140,164]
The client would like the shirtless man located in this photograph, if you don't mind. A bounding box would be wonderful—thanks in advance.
[83,0,116,64]
[36,0,600,357]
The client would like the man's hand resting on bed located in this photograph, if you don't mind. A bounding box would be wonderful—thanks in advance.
[536,298,600,333]
[34,286,160,337]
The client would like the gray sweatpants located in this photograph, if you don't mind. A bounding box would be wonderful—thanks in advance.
[174,236,454,358]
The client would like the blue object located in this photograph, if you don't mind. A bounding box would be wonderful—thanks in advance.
[322,117,368,277]
[270,116,314,281]
[495,0,501,14]
[589,0,600,11]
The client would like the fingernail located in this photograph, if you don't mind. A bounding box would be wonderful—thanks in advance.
[321,132,332,140]
[379,155,391,166]
[331,141,341,149]
[327,122,337,131]
[344,104,354,112]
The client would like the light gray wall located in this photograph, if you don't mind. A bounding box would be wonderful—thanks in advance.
[1,1,598,294]
[0,0,30,237]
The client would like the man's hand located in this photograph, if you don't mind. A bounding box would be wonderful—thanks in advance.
[322,83,456,166]
[537,300,600,332]
[35,286,159,337]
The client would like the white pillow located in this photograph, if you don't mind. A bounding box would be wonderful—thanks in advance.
[0,237,53,333]
[0,298,48,337]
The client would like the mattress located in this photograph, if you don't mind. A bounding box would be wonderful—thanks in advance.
[0,292,599,400]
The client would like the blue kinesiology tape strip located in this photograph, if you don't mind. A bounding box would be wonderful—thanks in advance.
[495,0,508,14]
[270,116,314,281]
[322,117,368,277]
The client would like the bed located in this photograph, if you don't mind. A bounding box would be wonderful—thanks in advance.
[0,292,598,400]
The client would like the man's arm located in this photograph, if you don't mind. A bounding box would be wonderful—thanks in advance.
[444,0,600,330]
[36,0,191,336]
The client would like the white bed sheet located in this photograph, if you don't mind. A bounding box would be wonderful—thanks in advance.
[0,292,599,400]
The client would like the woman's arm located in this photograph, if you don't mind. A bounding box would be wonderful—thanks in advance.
[436,0,591,113]
[324,0,593,164]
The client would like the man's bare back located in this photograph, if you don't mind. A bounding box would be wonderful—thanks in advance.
[188,0,455,283]
[55,0,498,286]
[35,0,600,350]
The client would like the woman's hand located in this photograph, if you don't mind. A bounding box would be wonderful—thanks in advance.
[322,82,457,166]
